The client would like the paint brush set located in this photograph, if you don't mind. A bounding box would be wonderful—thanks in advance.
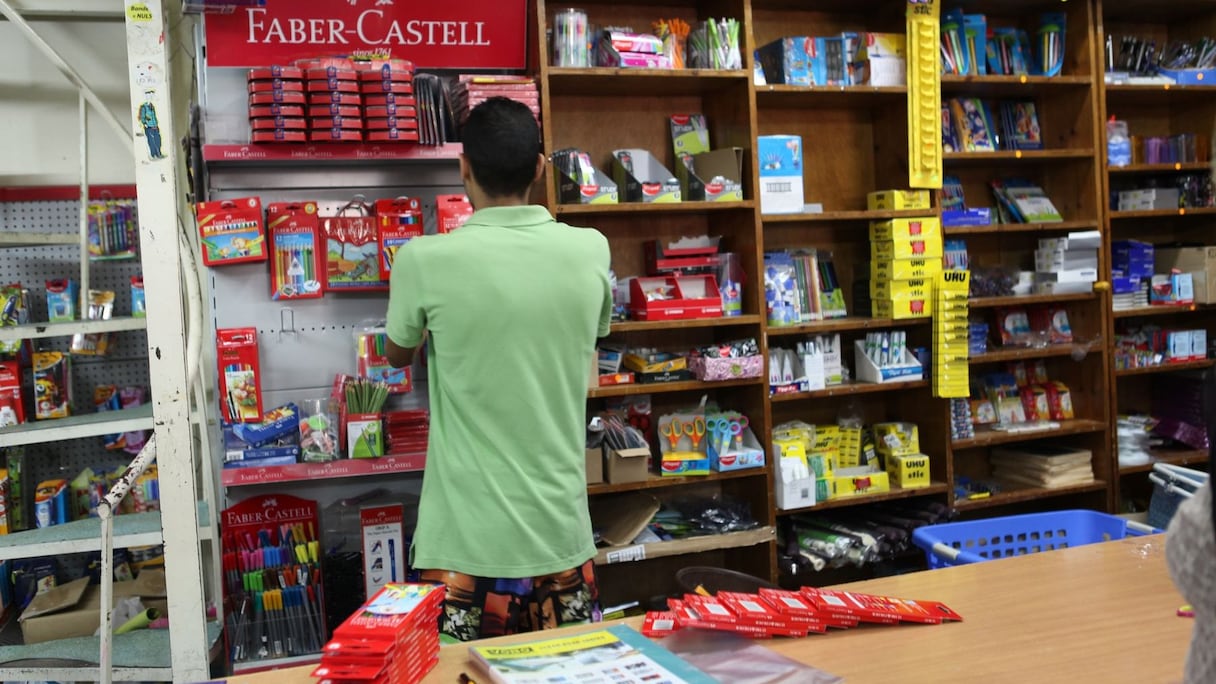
[222,493,325,665]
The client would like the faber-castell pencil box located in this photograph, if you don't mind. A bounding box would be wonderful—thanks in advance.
[195,197,267,267]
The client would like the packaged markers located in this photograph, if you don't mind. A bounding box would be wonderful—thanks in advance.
[354,323,411,394]
[33,479,69,528]
[130,276,146,318]
[267,203,324,300]
[216,327,263,424]
[32,351,71,420]
[87,200,139,261]
[94,385,126,451]
[374,197,424,279]
[0,285,30,356]
[195,197,267,267]
[435,194,474,234]
[45,279,78,322]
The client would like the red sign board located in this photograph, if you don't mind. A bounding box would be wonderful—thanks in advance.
[204,0,528,69]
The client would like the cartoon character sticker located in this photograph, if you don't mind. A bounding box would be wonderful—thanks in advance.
[133,61,164,160]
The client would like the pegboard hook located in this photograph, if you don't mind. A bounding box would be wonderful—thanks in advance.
[279,307,297,341]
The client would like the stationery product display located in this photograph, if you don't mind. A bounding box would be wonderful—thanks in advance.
[613,148,681,203]
[0,361,26,427]
[769,334,843,394]
[44,279,77,323]
[551,147,619,205]
[630,274,723,321]
[1115,324,1208,370]
[688,338,762,382]
[374,197,424,277]
[757,135,804,214]
[1108,33,1216,81]
[906,0,942,189]
[687,18,742,70]
[451,75,539,127]
[668,114,745,202]
[221,494,325,666]
[780,499,955,573]
[317,583,443,684]
[195,197,267,267]
[266,201,323,300]
[216,327,263,424]
[322,197,385,292]
[354,322,411,394]
[764,249,847,325]
[344,378,389,459]
[86,199,139,260]
[970,363,1075,434]
[934,269,970,398]
[32,351,71,420]
[551,8,591,67]
[855,330,923,384]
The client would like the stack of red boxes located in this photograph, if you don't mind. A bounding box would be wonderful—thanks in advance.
[304,61,363,143]
[247,66,306,143]
[645,586,961,640]
[312,583,444,684]
[452,75,540,126]
[384,409,429,457]
[360,59,419,143]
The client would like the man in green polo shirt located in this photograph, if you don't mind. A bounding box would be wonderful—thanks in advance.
[385,97,611,642]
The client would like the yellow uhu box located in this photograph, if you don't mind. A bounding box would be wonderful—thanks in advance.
[831,468,891,497]
[837,426,862,469]
[869,216,941,241]
[886,453,930,489]
[873,296,933,319]
[872,257,942,282]
[870,278,931,300]
[867,189,931,211]
[871,237,943,261]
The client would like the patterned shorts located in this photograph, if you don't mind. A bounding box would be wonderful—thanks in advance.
[419,559,600,643]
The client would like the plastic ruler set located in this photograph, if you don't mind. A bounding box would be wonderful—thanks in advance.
[907,0,942,190]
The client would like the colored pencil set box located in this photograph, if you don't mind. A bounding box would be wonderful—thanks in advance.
[266,202,324,300]
[317,583,444,684]
[216,327,263,424]
[195,197,267,267]
[356,328,412,395]
[86,200,139,260]
[375,197,424,277]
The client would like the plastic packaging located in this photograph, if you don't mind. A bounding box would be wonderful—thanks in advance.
[1107,117,1131,167]
[662,627,844,683]
[552,8,590,67]
[717,252,744,317]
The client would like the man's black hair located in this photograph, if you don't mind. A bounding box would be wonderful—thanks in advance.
[461,97,541,198]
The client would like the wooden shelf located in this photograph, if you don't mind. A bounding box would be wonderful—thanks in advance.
[970,345,1091,365]
[1108,162,1211,174]
[763,209,936,223]
[770,380,927,402]
[1112,304,1204,319]
[776,482,950,515]
[595,526,774,566]
[1120,449,1209,476]
[546,67,748,96]
[767,316,931,337]
[941,74,1091,95]
[588,468,767,496]
[1106,83,1216,103]
[609,315,762,334]
[557,201,754,216]
[1115,359,1214,377]
[943,149,1095,164]
[1103,0,1215,22]
[954,481,1108,511]
[969,293,1095,308]
[943,220,1099,236]
[588,377,760,399]
[1110,207,1216,219]
[755,84,907,108]
[952,419,1107,450]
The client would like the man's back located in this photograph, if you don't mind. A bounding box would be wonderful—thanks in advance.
[387,205,611,577]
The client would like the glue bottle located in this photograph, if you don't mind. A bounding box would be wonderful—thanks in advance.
[1106,116,1131,168]
[718,252,744,317]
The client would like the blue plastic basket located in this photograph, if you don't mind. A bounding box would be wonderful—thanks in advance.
[912,510,1161,569]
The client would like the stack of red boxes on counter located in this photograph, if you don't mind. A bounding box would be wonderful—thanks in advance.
[247,58,418,144]
[312,583,445,684]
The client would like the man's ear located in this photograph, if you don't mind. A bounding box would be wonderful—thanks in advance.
[533,153,547,185]
[459,154,474,186]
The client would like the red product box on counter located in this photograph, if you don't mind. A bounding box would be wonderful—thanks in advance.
[248,79,304,93]
[250,117,307,130]
[248,66,303,80]
[365,105,416,119]
[375,197,424,277]
[0,361,26,426]
[366,117,418,131]
[645,238,721,275]
[249,91,306,106]
[802,588,901,625]
[307,79,360,94]
[310,116,364,130]
[249,104,304,118]
[361,81,413,95]
[308,104,362,119]
[641,611,681,637]
[252,130,307,143]
[310,129,363,143]
[308,92,362,107]
[757,588,830,632]
[435,194,473,234]
[630,274,723,321]
[718,592,809,634]
[216,327,263,423]
[364,94,416,108]
[366,130,420,143]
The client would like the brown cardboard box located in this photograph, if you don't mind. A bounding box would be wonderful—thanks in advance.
[590,492,661,546]
[605,446,650,484]
[20,570,168,644]
[1156,246,1216,303]
[585,446,604,485]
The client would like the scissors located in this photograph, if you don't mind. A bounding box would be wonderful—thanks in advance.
[661,416,707,452]
[709,415,749,455]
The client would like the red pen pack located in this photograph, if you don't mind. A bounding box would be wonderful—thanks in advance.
[195,197,267,267]
[375,197,424,277]
[435,194,474,234]
[216,327,263,423]
[0,361,25,427]
[641,611,681,637]
[323,200,385,291]
[803,588,901,624]
[719,591,814,635]
[267,204,324,301]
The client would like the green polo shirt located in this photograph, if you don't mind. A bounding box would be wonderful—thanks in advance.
[386,205,612,577]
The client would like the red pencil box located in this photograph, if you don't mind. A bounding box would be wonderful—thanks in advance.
[361,82,412,95]
[268,205,324,301]
[252,130,308,143]
[309,92,363,107]
[366,117,417,131]
[375,197,423,278]
[307,79,360,94]
[195,196,267,267]
[249,104,305,118]
[296,56,354,70]
[250,117,307,130]
[310,116,364,130]
[248,79,304,93]
[363,94,416,107]
[307,67,358,81]
[216,327,263,423]
[249,91,306,106]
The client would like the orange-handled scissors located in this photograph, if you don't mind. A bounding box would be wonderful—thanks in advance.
[685,416,707,450]
[660,421,685,451]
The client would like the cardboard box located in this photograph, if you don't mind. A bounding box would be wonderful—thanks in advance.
[869,217,941,241]
[1118,188,1180,212]
[871,237,944,260]
[886,453,930,489]
[756,37,813,86]
[605,446,649,483]
[680,148,746,202]
[361,504,406,600]
[590,492,660,546]
[871,257,942,282]
[867,190,930,210]
[586,447,604,485]
[20,570,168,644]
[1156,246,1216,304]
[612,149,681,203]
[757,135,804,214]
[872,297,933,319]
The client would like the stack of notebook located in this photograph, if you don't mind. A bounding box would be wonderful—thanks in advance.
[990,445,1094,489]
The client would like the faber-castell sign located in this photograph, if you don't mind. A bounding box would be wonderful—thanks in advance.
[204,0,527,69]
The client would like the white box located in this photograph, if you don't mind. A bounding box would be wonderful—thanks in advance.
[758,135,805,214]
[1034,248,1099,272]
[1192,330,1208,360]
[1034,280,1095,295]
[1038,230,1102,252]
[867,56,907,86]
[1035,268,1098,283]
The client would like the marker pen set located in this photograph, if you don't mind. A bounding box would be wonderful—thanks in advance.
[196,197,268,267]
[355,326,411,394]
[222,494,325,665]
[87,199,139,261]
[960,13,1065,77]
[267,202,324,301]
[216,327,264,424]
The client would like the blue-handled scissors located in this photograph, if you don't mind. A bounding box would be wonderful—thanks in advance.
[709,415,749,455]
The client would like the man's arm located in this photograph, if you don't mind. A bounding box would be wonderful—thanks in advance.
[385,337,419,369]
[385,244,427,368]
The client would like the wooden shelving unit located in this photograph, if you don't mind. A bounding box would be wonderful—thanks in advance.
[1097,0,1216,514]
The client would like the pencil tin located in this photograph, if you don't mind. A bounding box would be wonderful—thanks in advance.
[308,92,362,106]
[306,67,358,81]
[249,91,306,106]
[365,105,416,119]
[366,117,418,131]
[248,79,304,93]
[249,104,304,118]
[366,130,420,143]
[310,129,363,143]
[250,117,307,130]
[309,116,364,130]
[248,66,303,81]
[308,104,362,118]
[251,130,307,143]
[360,81,413,95]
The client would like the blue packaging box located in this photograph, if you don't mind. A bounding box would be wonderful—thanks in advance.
[232,402,299,447]
[223,422,300,463]
[1112,275,1142,295]
[756,37,812,86]
[1113,240,1154,278]
[942,208,992,227]
[810,37,847,86]
[757,135,805,214]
